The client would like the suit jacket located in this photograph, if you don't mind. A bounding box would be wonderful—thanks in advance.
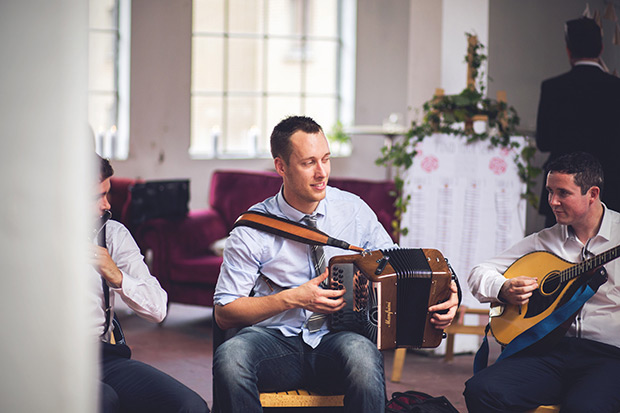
[536,64,620,215]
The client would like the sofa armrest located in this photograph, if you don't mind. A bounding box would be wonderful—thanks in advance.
[170,209,229,257]
[133,209,229,285]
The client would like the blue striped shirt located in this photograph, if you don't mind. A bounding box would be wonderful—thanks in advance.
[214,185,396,347]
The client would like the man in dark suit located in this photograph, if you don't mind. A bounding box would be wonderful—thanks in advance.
[536,17,620,227]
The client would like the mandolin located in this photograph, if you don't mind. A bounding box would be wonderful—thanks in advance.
[489,245,619,346]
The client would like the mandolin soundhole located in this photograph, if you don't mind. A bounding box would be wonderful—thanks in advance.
[540,271,561,295]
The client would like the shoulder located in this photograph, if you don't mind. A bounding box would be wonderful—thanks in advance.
[104,219,136,244]
[325,185,363,203]
[248,194,278,214]
[324,186,370,214]
[570,66,620,85]
[601,72,620,88]
[605,207,620,225]
[103,220,141,256]
[541,70,572,86]
[104,219,131,238]
[231,198,281,243]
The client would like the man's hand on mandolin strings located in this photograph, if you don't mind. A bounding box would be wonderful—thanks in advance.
[499,276,539,306]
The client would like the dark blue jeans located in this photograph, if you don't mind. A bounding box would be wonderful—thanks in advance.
[100,343,209,413]
[464,337,620,413]
[212,326,386,412]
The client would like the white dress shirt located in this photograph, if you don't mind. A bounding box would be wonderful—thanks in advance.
[89,219,168,341]
[214,186,396,348]
[468,205,620,349]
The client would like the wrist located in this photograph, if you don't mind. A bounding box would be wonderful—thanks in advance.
[278,288,298,310]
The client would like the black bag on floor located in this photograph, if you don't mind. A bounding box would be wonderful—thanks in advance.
[385,390,459,413]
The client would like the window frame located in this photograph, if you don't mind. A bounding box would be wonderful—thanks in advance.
[190,0,355,159]
[89,0,131,160]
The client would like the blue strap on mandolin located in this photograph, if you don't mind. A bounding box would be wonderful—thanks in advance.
[473,282,597,374]
[473,324,491,373]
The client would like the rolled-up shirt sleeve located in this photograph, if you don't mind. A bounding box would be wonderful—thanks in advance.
[214,227,264,307]
[468,233,542,304]
[107,221,168,323]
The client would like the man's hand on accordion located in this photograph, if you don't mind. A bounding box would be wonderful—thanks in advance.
[287,269,347,314]
[427,280,459,330]
[214,270,346,330]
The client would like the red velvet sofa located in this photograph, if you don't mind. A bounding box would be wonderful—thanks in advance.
[109,177,144,228]
[132,170,397,308]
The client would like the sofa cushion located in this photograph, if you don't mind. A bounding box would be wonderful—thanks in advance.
[169,255,224,284]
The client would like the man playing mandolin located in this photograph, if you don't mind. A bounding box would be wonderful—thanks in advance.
[465,152,620,412]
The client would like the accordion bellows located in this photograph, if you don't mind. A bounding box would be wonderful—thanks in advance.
[328,248,453,350]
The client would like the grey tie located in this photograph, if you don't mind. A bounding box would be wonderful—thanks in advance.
[304,215,327,332]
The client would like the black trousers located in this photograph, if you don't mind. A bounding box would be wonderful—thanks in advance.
[100,343,209,413]
[464,337,620,413]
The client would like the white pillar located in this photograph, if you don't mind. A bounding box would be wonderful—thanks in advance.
[0,1,96,411]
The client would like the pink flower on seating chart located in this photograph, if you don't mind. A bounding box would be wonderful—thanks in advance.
[500,147,511,157]
[489,157,507,175]
[421,155,439,173]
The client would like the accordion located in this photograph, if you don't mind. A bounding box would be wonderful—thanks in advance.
[328,248,454,350]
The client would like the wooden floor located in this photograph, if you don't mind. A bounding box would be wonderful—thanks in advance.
[120,303,495,412]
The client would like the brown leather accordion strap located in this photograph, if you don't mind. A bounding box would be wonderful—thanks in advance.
[233,210,364,252]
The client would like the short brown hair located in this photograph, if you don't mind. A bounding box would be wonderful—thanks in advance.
[97,154,114,182]
[547,152,604,195]
[565,17,602,59]
[270,116,323,163]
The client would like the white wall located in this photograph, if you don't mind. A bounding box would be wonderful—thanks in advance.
[115,0,412,209]
[441,0,489,95]
[408,0,442,124]
[487,0,619,234]
[114,0,620,226]
[0,1,96,411]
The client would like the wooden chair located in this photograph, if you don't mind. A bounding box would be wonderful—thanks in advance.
[444,307,489,363]
[390,306,488,382]
[260,389,344,408]
[528,405,560,412]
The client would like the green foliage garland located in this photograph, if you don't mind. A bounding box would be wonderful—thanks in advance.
[376,33,542,239]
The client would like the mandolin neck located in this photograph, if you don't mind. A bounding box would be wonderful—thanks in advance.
[562,245,620,282]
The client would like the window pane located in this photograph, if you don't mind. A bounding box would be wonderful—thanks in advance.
[266,0,297,36]
[266,96,301,130]
[305,97,337,131]
[228,38,263,92]
[89,93,117,131]
[194,0,224,32]
[190,0,347,159]
[305,40,338,94]
[191,96,223,157]
[229,0,263,33]
[89,0,117,30]
[267,38,302,93]
[225,97,263,155]
[89,32,117,91]
[309,0,338,37]
[192,37,224,92]
[90,93,118,158]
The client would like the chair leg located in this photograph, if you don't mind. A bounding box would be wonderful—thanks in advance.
[390,348,407,382]
[444,332,456,362]
[527,405,560,412]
